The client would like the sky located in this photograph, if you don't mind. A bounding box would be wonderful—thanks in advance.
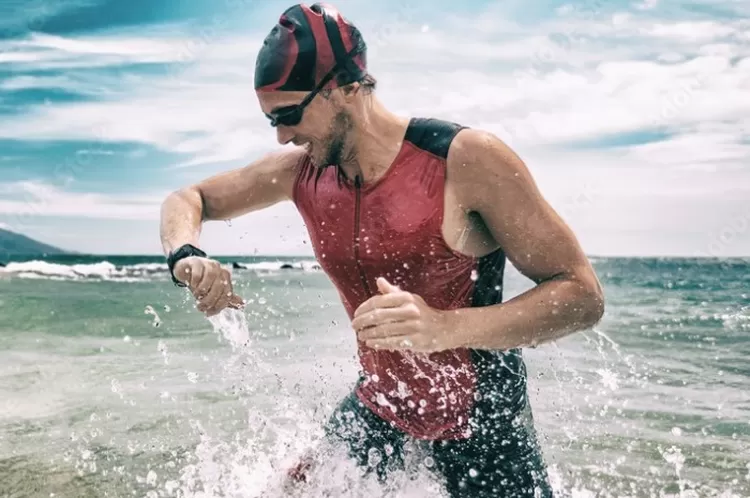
[0,0,749,257]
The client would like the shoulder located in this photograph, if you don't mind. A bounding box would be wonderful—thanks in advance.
[403,117,465,159]
[402,117,530,189]
[259,146,309,199]
[448,127,530,183]
[448,128,521,176]
[272,145,309,174]
[404,118,521,173]
[446,127,539,209]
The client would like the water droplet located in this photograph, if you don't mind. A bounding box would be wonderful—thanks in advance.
[469,468,478,478]
[367,447,382,467]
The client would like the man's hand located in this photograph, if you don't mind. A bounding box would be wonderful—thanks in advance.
[173,256,245,317]
[352,277,453,353]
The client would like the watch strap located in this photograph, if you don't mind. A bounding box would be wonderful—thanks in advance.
[167,243,207,287]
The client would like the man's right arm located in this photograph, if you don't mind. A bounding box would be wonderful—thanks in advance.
[160,147,305,254]
[159,146,306,316]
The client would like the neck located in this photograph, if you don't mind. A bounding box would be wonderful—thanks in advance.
[338,97,409,183]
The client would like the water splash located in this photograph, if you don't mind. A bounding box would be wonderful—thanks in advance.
[145,305,162,328]
[171,308,449,497]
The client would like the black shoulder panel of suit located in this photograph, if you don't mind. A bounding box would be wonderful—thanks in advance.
[404,117,468,159]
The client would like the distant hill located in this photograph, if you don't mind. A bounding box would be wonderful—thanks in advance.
[0,228,71,262]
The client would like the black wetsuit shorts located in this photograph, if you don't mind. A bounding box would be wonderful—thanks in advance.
[323,387,555,498]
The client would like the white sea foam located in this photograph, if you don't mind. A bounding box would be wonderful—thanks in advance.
[0,259,321,282]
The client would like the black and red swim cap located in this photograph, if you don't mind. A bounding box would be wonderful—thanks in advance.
[254,3,368,92]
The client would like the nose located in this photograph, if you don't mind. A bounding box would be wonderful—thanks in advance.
[276,126,295,145]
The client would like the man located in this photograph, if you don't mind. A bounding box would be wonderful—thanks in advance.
[160,3,605,496]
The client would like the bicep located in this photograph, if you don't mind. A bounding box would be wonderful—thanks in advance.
[197,147,305,221]
[452,131,592,284]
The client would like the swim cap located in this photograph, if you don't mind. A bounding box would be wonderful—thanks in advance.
[254,3,368,92]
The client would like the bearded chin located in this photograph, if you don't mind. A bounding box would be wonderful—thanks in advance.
[327,110,353,165]
[324,135,345,167]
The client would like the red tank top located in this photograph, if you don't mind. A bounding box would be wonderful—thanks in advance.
[292,118,520,440]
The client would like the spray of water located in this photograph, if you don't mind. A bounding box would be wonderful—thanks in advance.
[164,308,448,498]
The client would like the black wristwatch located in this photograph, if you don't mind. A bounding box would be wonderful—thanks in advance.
[167,243,207,287]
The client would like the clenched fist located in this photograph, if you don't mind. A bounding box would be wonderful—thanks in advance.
[173,256,245,316]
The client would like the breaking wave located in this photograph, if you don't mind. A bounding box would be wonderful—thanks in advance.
[0,259,321,282]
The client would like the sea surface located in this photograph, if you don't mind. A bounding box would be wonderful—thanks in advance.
[0,255,748,498]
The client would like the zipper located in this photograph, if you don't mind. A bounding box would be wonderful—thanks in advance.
[353,175,373,296]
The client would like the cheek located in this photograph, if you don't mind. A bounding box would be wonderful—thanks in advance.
[305,125,332,145]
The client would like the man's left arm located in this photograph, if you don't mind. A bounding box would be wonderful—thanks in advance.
[443,129,605,351]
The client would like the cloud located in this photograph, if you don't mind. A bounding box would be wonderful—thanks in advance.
[0,32,203,69]
[633,0,659,10]
[0,181,165,221]
[1,1,749,256]
[0,5,747,170]
[0,0,99,35]
[646,21,737,41]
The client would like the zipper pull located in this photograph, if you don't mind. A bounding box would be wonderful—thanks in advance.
[354,175,361,188]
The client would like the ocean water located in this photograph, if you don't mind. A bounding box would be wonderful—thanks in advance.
[0,255,748,498]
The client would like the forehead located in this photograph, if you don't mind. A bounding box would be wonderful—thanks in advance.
[256,90,307,113]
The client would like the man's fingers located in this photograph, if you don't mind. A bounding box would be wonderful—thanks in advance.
[204,292,231,316]
[358,320,417,341]
[175,258,202,288]
[174,258,245,316]
[352,304,419,332]
[363,331,416,350]
[190,266,211,296]
[228,294,245,309]
[197,278,228,312]
[354,292,413,317]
